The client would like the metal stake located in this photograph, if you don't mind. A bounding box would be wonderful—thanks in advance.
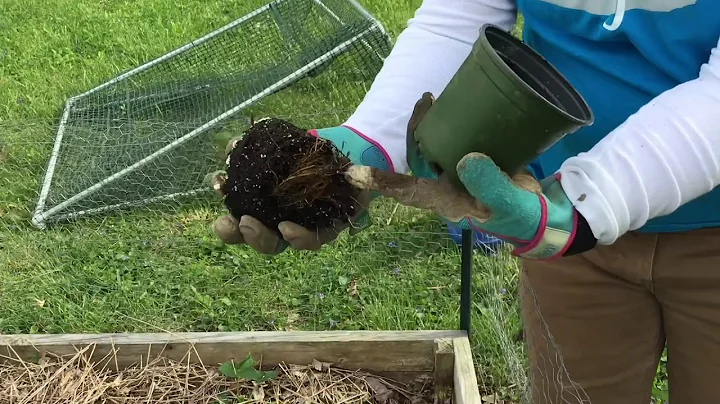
[460,228,473,339]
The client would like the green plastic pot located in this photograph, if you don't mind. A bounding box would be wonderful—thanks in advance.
[409,24,594,189]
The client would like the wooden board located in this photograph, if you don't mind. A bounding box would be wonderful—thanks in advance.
[453,336,482,404]
[434,337,456,391]
[1,330,461,372]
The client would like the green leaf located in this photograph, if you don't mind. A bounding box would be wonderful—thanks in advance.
[235,366,278,381]
[219,361,240,378]
[219,354,278,382]
[239,367,279,382]
[219,354,254,377]
[238,354,255,370]
[234,366,261,380]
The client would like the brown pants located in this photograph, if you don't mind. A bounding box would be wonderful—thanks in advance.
[520,227,720,403]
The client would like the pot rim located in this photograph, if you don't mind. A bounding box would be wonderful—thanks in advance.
[479,24,595,127]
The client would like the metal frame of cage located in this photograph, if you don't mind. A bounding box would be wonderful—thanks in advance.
[30,0,393,230]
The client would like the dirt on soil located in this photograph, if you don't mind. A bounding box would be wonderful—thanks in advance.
[222,118,360,232]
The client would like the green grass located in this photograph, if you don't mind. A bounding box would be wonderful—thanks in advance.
[0,0,668,401]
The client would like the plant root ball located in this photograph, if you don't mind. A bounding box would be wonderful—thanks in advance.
[222,118,361,233]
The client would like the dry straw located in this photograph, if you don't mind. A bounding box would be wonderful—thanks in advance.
[0,343,436,404]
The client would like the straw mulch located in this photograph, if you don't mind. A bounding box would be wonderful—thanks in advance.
[0,343,439,404]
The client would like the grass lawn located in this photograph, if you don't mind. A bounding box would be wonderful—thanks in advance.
[0,0,668,402]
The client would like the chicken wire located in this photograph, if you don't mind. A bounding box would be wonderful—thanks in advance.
[0,0,596,401]
[27,0,392,229]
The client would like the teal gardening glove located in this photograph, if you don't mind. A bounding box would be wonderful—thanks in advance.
[405,95,597,260]
[211,125,392,255]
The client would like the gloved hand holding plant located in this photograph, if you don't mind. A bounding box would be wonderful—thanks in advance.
[209,117,391,255]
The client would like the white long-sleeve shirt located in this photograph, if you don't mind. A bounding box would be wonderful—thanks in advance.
[343,0,720,245]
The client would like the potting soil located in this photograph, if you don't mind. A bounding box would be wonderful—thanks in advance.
[222,118,359,232]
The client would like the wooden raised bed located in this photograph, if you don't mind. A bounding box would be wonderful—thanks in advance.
[0,330,481,404]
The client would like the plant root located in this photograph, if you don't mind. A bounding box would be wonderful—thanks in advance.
[345,165,492,223]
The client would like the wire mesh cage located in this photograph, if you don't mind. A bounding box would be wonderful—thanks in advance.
[30,0,392,229]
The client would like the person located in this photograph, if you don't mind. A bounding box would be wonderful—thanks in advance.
[212,1,720,402]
